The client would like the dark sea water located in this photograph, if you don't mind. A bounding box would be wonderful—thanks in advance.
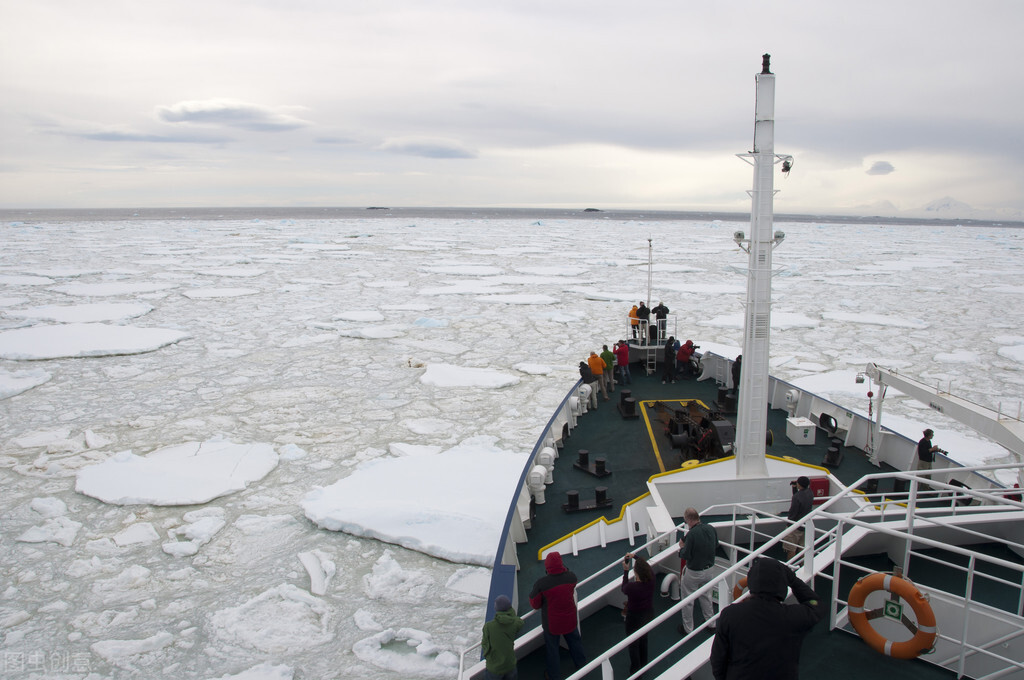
[1,206,1019,227]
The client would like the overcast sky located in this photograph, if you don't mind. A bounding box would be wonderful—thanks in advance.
[2,1,1022,219]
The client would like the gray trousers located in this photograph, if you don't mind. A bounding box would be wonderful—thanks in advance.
[680,566,714,630]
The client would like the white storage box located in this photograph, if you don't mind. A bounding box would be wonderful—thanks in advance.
[786,417,816,446]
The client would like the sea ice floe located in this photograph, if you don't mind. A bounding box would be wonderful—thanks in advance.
[400,418,453,435]
[287,242,350,251]
[206,662,295,680]
[51,282,178,296]
[0,274,54,286]
[183,288,260,299]
[705,311,819,329]
[513,265,589,276]
[998,345,1024,363]
[90,631,174,664]
[659,282,745,295]
[514,362,555,375]
[445,566,492,600]
[934,350,979,363]
[423,265,502,276]
[412,317,448,328]
[418,363,519,389]
[353,608,384,632]
[575,290,635,301]
[30,496,68,518]
[297,550,336,595]
[339,326,405,339]
[335,310,386,322]
[388,443,444,457]
[75,440,279,506]
[821,311,928,329]
[92,564,152,599]
[202,267,265,277]
[114,522,161,547]
[0,323,191,360]
[16,516,82,547]
[281,333,336,348]
[301,438,525,565]
[4,302,153,322]
[208,584,333,654]
[352,627,459,678]
[420,282,513,295]
[163,508,228,556]
[474,293,557,304]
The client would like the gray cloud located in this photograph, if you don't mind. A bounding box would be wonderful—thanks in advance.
[34,117,231,144]
[377,137,477,159]
[155,99,310,132]
[866,161,895,176]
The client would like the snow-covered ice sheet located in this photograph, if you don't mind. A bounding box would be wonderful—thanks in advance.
[302,437,526,565]
[75,440,279,505]
[0,322,190,359]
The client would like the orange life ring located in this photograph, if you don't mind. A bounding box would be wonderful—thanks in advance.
[731,576,748,601]
[848,572,937,659]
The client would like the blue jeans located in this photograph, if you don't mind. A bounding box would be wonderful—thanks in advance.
[618,363,632,385]
[543,628,586,680]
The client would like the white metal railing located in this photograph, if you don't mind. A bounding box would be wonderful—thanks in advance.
[462,464,1024,680]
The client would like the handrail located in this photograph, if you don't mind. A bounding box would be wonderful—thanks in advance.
[566,463,1024,680]
[702,350,1011,491]
[464,429,1024,680]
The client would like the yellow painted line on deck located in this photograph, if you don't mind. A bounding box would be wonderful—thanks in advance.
[536,492,653,561]
[639,399,709,473]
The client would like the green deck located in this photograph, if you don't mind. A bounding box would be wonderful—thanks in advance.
[513,361,966,679]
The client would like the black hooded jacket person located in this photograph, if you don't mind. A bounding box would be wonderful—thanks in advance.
[710,557,825,680]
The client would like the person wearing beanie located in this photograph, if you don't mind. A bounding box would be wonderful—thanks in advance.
[528,551,586,679]
[579,361,598,409]
[481,594,523,679]
[710,557,824,680]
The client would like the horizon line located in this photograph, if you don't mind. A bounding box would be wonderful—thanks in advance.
[1,205,1021,228]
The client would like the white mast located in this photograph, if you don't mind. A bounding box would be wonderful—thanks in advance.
[646,237,653,309]
[733,54,791,478]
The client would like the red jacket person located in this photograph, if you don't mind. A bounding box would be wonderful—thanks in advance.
[529,551,586,679]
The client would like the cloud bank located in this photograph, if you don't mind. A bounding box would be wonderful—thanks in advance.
[155,99,310,132]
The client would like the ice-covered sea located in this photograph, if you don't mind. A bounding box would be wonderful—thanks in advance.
[1,213,1022,679]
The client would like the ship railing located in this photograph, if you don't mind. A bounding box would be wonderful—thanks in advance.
[597,464,1024,680]
[483,378,583,618]
[502,464,1024,680]
[465,397,1023,680]
[808,466,1024,680]
[699,349,1011,492]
